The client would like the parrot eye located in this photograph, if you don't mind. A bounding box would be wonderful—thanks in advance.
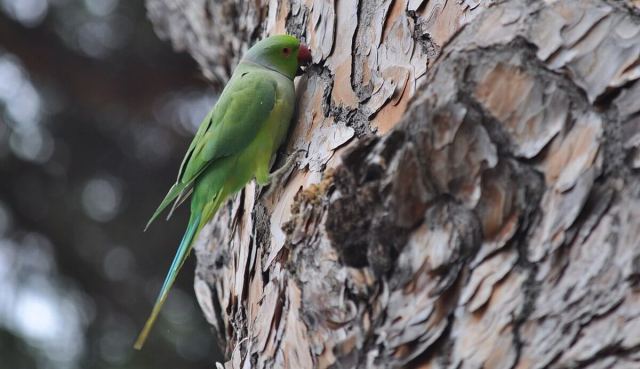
[282,47,291,56]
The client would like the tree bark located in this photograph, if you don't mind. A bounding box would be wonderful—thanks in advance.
[146,0,640,368]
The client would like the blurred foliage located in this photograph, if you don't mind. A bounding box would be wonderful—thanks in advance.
[0,0,222,368]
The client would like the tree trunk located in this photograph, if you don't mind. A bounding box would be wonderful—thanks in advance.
[145,0,640,368]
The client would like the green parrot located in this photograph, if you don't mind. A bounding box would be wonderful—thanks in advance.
[134,34,312,350]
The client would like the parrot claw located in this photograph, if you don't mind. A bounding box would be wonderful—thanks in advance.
[262,149,307,196]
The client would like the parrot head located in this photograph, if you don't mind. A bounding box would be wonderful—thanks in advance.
[243,35,312,80]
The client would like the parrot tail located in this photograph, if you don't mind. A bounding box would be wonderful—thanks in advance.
[133,211,202,350]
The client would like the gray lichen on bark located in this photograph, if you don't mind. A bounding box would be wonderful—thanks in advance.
[146,0,640,368]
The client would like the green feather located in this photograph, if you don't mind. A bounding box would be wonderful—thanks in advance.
[144,183,189,231]
[143,72,277,230]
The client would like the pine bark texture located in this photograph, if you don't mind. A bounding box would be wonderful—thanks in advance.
[146,0,640,368]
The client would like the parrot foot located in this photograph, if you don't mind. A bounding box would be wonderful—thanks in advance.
[262,149,306,195]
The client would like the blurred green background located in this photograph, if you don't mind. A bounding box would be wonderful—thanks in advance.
[0,0,223,368]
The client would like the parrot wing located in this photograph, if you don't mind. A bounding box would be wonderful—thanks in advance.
[144,70,277,230]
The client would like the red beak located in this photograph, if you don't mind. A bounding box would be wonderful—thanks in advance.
[298,44,312,65]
